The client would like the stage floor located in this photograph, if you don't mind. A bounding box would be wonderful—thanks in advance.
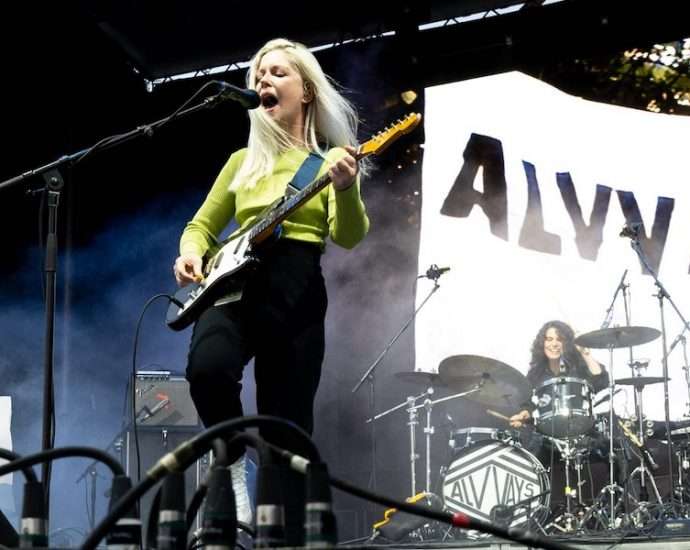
[342,534,690,549]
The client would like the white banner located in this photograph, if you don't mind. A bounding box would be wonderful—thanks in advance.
[417,71,690,421]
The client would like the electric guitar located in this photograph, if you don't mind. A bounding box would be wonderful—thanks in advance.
[166,113,422,331]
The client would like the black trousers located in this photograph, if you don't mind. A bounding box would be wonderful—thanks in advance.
[185,239,327,543]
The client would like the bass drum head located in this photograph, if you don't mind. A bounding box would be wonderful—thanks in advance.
[442,439,550,527]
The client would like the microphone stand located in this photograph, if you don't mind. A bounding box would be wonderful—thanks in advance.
[352,271,444,503]
[628,234,690,513]
[0,85,240,517]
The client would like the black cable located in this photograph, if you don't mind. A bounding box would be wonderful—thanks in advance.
[0,446,124,478]
[80,415,317,550]
[0,448,38,482]
[327,475,576,550]
[185,433,269,534]
[131,293,184,483]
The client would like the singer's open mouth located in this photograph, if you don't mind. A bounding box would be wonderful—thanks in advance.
[261,94,278,109]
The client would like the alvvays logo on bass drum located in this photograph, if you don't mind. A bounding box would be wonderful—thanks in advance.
[443,440,549,525]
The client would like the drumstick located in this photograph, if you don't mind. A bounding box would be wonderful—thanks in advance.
[486,409,511,421]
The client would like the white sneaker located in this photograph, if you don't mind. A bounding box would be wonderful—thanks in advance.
[230,454,253,526]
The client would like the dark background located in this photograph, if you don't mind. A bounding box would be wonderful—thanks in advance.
[1,0,689,543]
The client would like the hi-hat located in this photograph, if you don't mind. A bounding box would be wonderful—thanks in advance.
[394,371,444,387]
[437,355,530,408]
[615,376,668,388]
[574,326,660,349]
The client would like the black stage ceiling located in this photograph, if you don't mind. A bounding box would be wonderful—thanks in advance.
[70,0,690,85]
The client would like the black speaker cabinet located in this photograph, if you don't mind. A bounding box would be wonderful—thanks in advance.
[133,371,200,428]
[127,371,205,540]
[125,428,209,541]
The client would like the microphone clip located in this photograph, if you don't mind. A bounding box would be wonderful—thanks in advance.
[418,264,450,281]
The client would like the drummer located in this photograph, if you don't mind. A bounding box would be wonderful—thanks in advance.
[509,320,609,429]
[509,320,615,510]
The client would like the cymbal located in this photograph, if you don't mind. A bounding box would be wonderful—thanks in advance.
[437,355,530,409]
[574,326,660,349]
[615,376,668,388]
[394,371,444,386]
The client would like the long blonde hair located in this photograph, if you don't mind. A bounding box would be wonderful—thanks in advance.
[231,38,363,189]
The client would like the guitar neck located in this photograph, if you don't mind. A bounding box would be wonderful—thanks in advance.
[248,147,365,244]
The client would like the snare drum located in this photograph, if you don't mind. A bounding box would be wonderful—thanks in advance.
[443,439,550,526]
[449,427,515,452]
[533,377,594,438]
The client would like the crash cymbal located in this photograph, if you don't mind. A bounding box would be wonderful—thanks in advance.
[437,355,530,409]
[615,376,668,388]
[394,371,444,386]
[574,326,660,349]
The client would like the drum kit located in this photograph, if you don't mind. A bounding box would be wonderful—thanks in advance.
[371,324,690,539]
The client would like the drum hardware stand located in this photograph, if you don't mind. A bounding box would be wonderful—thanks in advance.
[626,227,690,512]
[545,438,589,533]
[408,385,482,496]
[624,376,664,509]
[353,265,445,500]
[366,384,481,497]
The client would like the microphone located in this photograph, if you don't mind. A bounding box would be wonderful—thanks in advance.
[255,459,286,548]
[20,481,48,548]
[619,222,642,239]
[200,465,237,550]
[157,472,187,550]
[304,462,337,548]
[139,398,170,423]
[215,81,261,109]
[418,264,450,280]
[106,475,141,550]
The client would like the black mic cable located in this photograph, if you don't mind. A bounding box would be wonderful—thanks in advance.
[106,475,141,550]
[255,450,285,548]
[157,472,187,550]
[304,461,337,548]
[272,448,578,550]
[20,480,48,548]
[200,465,237,550]
[80,416,319,550]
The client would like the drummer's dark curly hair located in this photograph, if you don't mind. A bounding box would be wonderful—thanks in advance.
[527,320,587,385]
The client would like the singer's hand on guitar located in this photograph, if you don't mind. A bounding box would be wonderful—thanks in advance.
[509,409,531,428]
[174,253,203,287]
[329,145,358,191]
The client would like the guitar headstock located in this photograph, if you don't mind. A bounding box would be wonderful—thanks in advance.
[357,113,422,158]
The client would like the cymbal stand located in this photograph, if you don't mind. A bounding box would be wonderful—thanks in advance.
[603,345,624,529]
[409,385,482,495]
[366,387,435,496]
[628,232,690,510]
[681,336,690,419]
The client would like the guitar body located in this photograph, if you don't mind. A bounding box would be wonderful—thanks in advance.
[166,226,280,331]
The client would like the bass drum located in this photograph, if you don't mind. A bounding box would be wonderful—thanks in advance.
[443,439,550,527]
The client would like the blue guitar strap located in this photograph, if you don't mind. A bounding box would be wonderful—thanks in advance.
[286,151,325,195]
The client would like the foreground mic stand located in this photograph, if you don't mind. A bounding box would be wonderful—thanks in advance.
[0,84,247,516]
[627,231,690,512]
[353,266,446,498]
